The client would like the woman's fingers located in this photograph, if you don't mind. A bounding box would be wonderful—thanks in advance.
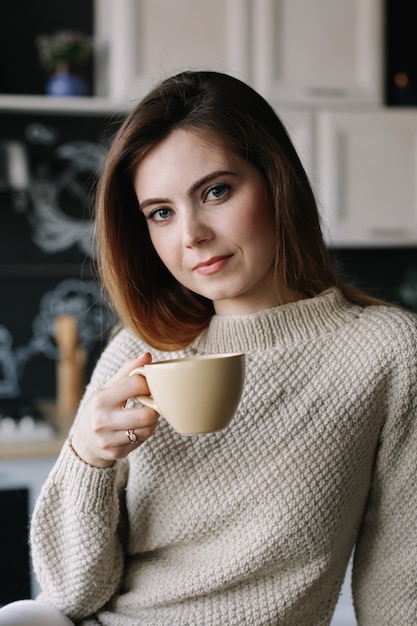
[120,407,160,447]
[70,353,158,467]
[100,352,152,391]
[97,353,153,411]
[94,404,159,449]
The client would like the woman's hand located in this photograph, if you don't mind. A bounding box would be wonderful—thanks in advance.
[71,352,159,468]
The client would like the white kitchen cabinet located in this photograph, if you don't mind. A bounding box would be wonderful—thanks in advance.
[99,0,383,107]
[251,0,383,106]
[100,0,252,102]
[317,109,417,246]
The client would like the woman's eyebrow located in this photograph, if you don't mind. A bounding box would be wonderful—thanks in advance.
[139,196,170,212]
[139,170,237,211]
[186,170,237,196]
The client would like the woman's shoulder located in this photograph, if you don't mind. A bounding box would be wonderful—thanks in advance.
[359,302,417,363]
[363,301,417,333]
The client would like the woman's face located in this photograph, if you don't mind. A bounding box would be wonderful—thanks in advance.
[133,128,279,315]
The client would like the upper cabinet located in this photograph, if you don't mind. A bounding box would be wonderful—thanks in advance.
[100,0,253,103]
[100,0,383,107]
[96,0,417,247]
[251,0,383,106]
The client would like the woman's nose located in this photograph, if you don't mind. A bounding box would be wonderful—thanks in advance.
[182,211,213,247]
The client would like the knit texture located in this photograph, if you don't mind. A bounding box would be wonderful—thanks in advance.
[30,289,417,625]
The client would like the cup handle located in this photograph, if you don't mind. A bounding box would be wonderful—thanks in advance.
[129,367,159,412]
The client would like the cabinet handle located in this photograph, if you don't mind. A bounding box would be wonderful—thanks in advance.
[368,227,411,238]
[307,86,347,98]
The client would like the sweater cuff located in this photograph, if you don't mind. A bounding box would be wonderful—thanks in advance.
[48,439,119,514]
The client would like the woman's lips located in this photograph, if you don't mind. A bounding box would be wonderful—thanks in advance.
[193,255,232,275]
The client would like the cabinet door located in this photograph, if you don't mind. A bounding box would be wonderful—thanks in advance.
[317,109,417,246]
[102,0,252,101]
[251,0,382,105]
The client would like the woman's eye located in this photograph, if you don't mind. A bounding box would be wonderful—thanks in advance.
[206,183,230,201]
[148,207,172,222]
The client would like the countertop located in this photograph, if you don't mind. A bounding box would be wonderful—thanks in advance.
[0,401,71,460]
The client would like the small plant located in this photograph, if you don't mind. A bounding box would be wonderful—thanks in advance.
[37,30,91,72]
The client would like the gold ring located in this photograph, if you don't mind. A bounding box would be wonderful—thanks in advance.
[126,429,138,444]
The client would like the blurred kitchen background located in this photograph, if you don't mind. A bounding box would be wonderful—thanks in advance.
[0,1,416,624]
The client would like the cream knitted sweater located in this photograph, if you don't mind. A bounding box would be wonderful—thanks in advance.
[30,289,417,625]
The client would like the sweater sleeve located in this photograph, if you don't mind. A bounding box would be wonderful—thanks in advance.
[29,329,142,621]
[352,315,417,625]
[30,441,129,621]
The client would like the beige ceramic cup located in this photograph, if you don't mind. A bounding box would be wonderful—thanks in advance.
[129,352,245,435]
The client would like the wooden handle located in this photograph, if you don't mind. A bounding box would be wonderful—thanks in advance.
[54,314,78,359]
[54,314,86,427]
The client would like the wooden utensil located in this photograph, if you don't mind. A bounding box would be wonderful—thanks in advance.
[54,314,86,432]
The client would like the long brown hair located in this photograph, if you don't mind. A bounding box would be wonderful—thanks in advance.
[96,70,383,350]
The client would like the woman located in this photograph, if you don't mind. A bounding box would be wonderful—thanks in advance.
[2,70,416,625]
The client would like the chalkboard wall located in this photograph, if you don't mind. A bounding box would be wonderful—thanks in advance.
[0,109,122,404]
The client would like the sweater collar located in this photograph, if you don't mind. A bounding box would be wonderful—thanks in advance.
[192,288,362,353]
